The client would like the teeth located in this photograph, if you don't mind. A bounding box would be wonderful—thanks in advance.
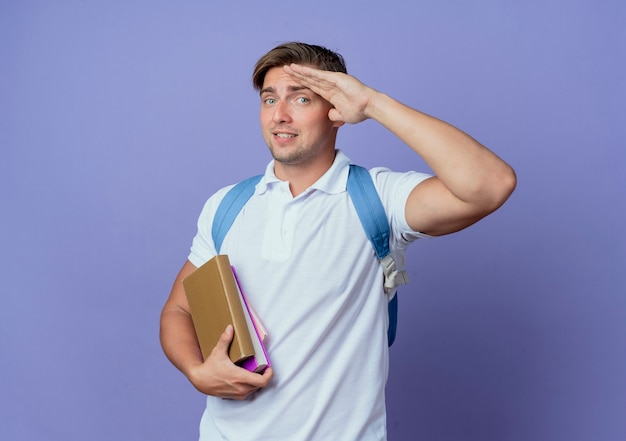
[276,133,296,138]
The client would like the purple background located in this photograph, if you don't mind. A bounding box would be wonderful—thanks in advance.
[1,1,624,440]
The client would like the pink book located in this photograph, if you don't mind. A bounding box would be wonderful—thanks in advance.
[232,267,271,373]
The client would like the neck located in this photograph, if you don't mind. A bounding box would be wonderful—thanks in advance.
[274,149,337,197]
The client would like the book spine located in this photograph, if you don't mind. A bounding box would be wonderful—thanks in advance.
[215,256,255,363]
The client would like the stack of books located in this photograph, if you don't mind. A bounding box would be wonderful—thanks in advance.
[183,255,270,373]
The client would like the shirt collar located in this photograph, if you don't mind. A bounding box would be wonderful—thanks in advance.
[255,149,352,195]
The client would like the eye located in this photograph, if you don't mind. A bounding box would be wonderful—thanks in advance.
[263,98,276,105]
[296,96,310,104]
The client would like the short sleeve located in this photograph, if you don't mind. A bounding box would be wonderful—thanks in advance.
[187,185,234,267]
[370,167,433,243]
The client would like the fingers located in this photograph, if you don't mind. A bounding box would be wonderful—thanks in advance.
[232,367,274,400]
[193,325,273,400]
[254,367,274,388]
[215,365,274,401]
[283,63,321,80]
[229,367,274,400]
[283,64,336,95]
[283,63,371,125]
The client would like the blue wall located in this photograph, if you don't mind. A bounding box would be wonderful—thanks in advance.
[1,1,624,440]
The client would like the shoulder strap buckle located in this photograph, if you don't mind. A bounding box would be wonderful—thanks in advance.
[380,255,410,293]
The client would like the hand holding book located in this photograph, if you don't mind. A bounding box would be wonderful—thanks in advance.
[185,323,274,400]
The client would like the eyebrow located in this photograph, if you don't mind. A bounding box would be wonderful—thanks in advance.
[260,85,310,95]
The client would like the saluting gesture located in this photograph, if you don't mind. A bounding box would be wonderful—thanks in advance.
[283,63,373,124]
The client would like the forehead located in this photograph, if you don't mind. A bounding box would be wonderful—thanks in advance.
[261,66,306,92]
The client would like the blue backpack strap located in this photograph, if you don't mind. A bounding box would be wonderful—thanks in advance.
[387,295,398,347]
[211,174,263,254]
[347,165,407,347]
[347,165,390,259]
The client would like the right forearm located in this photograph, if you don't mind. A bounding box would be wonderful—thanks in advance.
[161,261,273,398]
[160,308,204,379]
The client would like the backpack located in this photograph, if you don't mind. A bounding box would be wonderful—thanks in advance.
[211,164,408,346]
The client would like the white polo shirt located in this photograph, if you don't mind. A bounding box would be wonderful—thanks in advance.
[188,150,430,441]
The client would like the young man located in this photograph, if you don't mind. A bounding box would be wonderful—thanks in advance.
[160,42,516,440]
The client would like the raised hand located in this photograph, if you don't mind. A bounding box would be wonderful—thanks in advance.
[283,63,376,124]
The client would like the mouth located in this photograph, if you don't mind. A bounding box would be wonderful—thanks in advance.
[273,131,298,139]
[276,133,296,138]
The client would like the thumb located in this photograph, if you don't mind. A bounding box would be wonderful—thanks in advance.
[328,108,343,122]
[215,324,234,355]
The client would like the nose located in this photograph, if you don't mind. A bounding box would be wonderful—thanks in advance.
[272,100,292,124]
